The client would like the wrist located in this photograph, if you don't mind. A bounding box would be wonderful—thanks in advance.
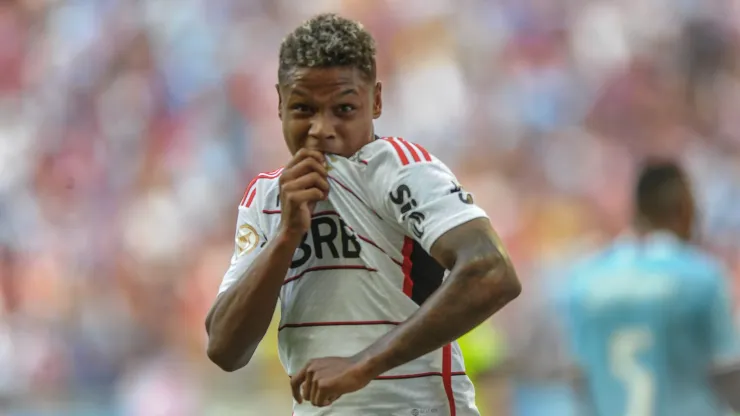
[276,228,305,248]
[352,348,389,381]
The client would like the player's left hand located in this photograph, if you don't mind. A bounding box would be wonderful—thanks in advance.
[290,356,375,407]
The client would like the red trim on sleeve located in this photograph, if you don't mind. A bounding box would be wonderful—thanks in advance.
[399,138,421,162]
[401,138,432,162]
[239,168,284,207]
[383,137,410,165]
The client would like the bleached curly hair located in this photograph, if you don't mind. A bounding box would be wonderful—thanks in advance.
[278,13,377,84]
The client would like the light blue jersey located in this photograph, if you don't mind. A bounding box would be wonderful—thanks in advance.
[564,232,739,416]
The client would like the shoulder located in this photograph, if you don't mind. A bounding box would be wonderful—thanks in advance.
[680,246,728,283]
[238,167,283,211]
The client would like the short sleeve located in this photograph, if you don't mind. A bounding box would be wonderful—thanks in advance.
[376,143,488,252]
[217,204,267,295]
[706,267,740,362]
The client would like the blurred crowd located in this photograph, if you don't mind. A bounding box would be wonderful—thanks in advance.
[1,0,740,414]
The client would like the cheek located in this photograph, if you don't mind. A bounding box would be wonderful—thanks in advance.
[283,119,310,149]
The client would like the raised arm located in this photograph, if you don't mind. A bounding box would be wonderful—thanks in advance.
[206,150,328,371]
[355,217,520,375]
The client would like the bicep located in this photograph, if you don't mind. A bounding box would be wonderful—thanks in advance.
[429,217,510,271]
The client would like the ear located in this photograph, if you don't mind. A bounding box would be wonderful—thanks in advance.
[275,84,283,120]
[373,81,383,119]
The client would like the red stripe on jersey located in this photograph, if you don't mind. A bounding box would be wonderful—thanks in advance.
[398,138,421,162]
[376,371,466,381]
[263,210,340,217]
[283,265,377,285]
[383,137,410,165]
[240,168,284,207]
[244,189,257,208]
[401,237,415,297]
[239,178,258,206]
[443,344,456,416]
[278,320,400,331]
[289,370,466,381]
[357,234,403,267]
[401,138,432,162]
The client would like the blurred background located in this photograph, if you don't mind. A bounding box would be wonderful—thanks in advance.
[1,0,740,414]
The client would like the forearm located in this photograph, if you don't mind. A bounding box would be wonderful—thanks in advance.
[206,232,299,371]
[357,253,520,377]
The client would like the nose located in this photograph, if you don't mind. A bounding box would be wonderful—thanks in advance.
[307,114,336,147]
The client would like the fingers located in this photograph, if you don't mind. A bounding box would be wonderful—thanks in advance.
[281,172,330,197]
[282,188,326,209]
[313,383,330,407]
[290,367,307,404]
[281,157,327,183]
[302,369,315,405]
[285,148,326,170]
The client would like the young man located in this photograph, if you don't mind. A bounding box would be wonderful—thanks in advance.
[563,161,740,416]
[204,13,521,416]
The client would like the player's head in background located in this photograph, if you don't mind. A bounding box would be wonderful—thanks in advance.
[276,14,382,157]
[633,160,696,241]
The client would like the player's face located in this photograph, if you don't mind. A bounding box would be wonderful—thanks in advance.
[277,66,382,157]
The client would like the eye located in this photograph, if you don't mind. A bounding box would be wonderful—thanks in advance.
[336,104,356,114]
[290,104,312,114]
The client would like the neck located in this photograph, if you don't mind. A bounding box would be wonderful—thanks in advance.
[634,221,686,242]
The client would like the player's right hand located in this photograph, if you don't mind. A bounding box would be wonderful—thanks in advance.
[278,149,329,241]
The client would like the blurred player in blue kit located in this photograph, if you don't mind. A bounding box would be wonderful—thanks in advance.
[562,160,740,416]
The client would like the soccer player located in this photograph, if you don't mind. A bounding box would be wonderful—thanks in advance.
[204,13,521,415]
[563,160,740,416]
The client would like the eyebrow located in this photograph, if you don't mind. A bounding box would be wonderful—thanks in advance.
[290,88,359,98]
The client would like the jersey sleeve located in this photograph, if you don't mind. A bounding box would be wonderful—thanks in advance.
[217,202,268,295]
[373,138,488,253]
[706,266,740,362]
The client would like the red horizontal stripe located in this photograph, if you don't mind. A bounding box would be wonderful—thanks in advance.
[262,210,339,217]
[279,320,400,331]
[283,265,377,285]
[289,371,466,380]
[376,371,466,381]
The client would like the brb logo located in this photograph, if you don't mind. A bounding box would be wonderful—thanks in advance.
[290,216,361,269]
[389,184,425,238]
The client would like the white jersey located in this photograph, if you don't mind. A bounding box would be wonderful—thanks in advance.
[218,137,487,416]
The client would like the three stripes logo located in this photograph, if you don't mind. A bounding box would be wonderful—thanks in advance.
[383,137,432,165]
